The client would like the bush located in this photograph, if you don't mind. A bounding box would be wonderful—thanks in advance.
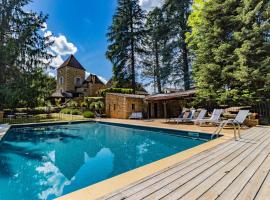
[61,108,72,114]
[98,88,133,97]
[83,111,95,118]
[71,109,81,115]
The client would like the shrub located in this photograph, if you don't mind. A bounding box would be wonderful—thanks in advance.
[98,88,133,97]
[61,108,72,114]
[71,109,81,115]
[83,111,95,118]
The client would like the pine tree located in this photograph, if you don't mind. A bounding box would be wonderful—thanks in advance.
[163,0,192,90]
[141,7,172,93]
[0,0,53,109]
[106,0,145,93]
[188,0,270,103]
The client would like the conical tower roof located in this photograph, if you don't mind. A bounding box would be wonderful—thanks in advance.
[58,55,85,71]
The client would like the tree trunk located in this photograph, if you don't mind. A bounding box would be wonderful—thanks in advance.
[155,41,162,93]
[130,2,136,94]
[181,32,190,90]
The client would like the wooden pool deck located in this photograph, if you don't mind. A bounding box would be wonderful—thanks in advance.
[101,126,270,200]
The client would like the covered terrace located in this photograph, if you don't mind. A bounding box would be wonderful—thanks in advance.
[145,90,196,119]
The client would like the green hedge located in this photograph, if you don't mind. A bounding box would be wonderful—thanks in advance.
[83,111,95,118]
[61,108,82,115]
[61,108,72,114]
[98,88,133,97]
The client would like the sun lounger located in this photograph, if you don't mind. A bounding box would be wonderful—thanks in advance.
[193,109,207,125]
[176,110,196,124]
[129,112,143,120]
[167,112,184,123]
[215,110,250,139]
[197,109,223,126]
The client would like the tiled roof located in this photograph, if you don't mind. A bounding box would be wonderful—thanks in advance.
[58,55,85,70]
[145,89,196,101]
[85,74,105,85]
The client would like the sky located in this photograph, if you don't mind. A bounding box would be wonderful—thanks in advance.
[26,0,163,83]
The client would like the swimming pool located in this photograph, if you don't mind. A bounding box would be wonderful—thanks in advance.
[0,122,210,200]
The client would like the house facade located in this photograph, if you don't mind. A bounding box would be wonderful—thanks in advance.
[52,55,105,99]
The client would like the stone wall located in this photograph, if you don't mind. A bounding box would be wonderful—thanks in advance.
[106,93,144,119]
[86,83,105,97]
[57,66,85,92]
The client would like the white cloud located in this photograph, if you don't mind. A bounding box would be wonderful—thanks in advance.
[44,30,52,38]
[51,55,64,68]
[41,22,48,31]
[50,34,78,56]
[85,72,108,84]
[85,71,90,78]
[139,0,164,11]
[98,76,108,84]
[43,27,78,72]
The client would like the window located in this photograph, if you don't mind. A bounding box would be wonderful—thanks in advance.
[75,77,81,85]
[132,104,135,110]
[59,76,64,85]
[114,104,116,110]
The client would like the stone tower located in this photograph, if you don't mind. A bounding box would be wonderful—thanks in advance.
[57,55,86,93]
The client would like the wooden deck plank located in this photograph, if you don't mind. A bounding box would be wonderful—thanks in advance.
[101,127,270,200]
[103,130,256,200]
[103,128,260,200]
[216,136,270,200]
[161,128,270,200]
[126,129,265,200]
[198,129,270,200]
[254,170,270,200]
[235,154,270,200]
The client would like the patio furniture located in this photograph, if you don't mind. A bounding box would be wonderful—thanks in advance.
[197,109,223,126]
[167,108,190,123]
[213,110,250,140]
[129,112,143,120]
[95,111,103,118]
[193,109,207,125]
[176,110,196,124]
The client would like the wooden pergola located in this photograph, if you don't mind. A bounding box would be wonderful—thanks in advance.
[145,90,196,119]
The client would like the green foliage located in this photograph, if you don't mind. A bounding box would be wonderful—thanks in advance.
[106,0,145,91]
[67,100,78,108]
[141,7,172,93]
[61,108,72,115]
[0,0,54,109]
[188,0,270,103]
[89,101,104,113]
[71,109,81,115]
[163,0,192,90]
[83,111,95,118]
[99,88,133,97]
[55,98,62,108]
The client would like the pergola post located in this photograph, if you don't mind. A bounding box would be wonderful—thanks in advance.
[163,101,167,119]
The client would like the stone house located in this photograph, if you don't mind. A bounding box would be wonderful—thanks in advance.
[106,93,145,119]
[51,55,105,99]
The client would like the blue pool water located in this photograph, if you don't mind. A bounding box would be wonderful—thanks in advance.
[0,122,208,200]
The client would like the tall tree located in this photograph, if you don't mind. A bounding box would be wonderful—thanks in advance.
[0,0,53,109]
[141,7,172,93]
[106,0,145,92]
[163,0,192,90]
[187,0,270,103]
